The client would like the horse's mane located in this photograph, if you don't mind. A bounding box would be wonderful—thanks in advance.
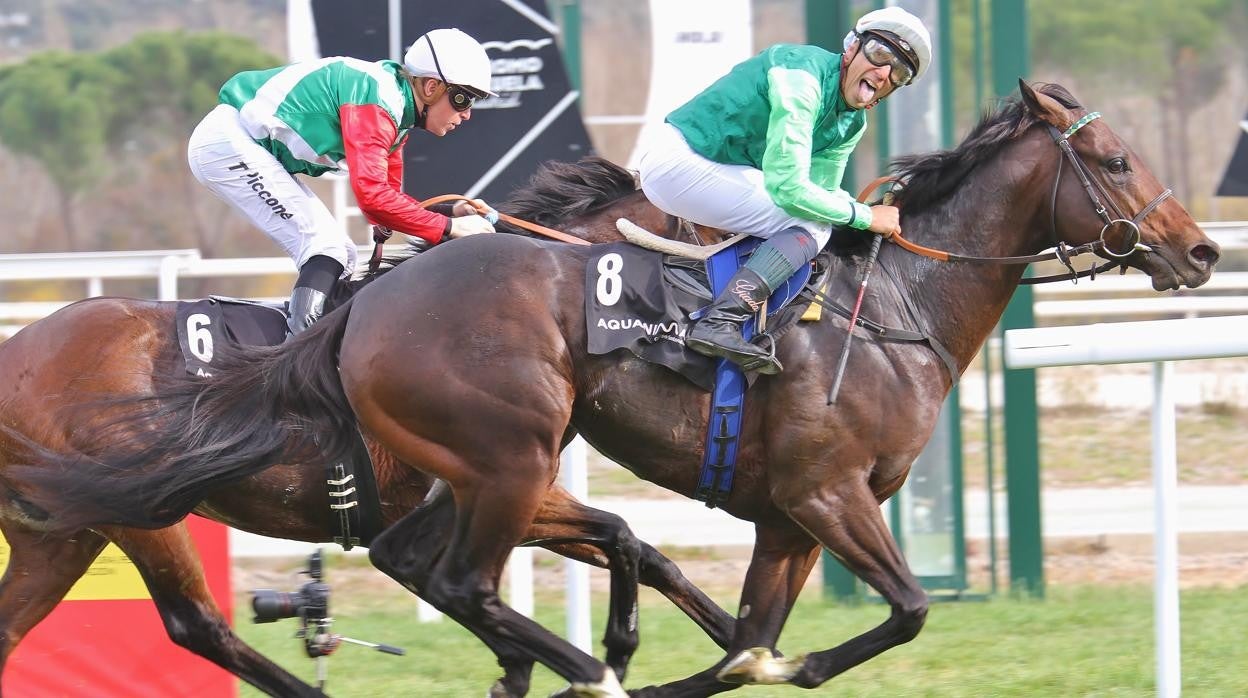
[497,156,638,229]
[341,156,639,306]
[890,83,1082,214]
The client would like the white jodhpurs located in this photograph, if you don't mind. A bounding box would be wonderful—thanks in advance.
[637,122,832,247]
[187,104,356,274]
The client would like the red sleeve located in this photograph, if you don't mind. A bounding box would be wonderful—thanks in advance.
[387,133,407,192]
[340,103,448,243]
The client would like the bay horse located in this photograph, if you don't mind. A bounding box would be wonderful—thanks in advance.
[7,83,1220,696]
[0,159,734,697]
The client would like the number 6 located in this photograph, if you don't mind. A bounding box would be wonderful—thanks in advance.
[187,313,214,362]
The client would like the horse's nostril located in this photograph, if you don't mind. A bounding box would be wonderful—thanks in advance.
[1189,243,1220,268]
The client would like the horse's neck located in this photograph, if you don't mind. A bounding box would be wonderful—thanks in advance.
[882,150,1052,374]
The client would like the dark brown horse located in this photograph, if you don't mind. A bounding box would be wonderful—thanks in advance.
[8,83,1220,696]
[0,160,734,697]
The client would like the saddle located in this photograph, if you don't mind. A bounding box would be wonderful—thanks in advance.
[174,297,382,549]
[585,235,826,391]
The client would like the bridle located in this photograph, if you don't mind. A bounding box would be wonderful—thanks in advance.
[1046,111,1172,261]
[870,109,1175,284]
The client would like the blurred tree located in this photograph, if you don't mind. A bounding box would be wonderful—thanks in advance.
[1032,0,1246,200]
[98,31,278,255]
[0,32,277,252]
[0,51,124,249]
[102,31,277,143]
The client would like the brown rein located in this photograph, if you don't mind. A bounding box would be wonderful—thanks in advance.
[366,193,592,273]
[854,176,1126,285]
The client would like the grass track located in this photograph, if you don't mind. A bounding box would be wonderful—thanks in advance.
[236,584,1248,697]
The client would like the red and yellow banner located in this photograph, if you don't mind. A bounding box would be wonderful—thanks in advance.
[3,516,234,697]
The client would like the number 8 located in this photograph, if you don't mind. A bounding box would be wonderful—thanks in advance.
[595,253,624,306]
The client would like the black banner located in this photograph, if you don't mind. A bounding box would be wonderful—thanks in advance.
[310,0,593,202]
[1216,113,1248,197]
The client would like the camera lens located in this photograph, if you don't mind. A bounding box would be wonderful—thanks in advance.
[251,589,305,623]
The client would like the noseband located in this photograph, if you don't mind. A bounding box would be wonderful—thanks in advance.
[1047,111,1172,260]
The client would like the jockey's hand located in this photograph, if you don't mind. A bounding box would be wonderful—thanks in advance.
[449,214,496,239]
[867,205,901,238]
[453,198,498,224]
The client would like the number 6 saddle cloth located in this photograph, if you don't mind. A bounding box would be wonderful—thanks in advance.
[175,297,288,377]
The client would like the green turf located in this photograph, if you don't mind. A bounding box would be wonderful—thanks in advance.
[236,584,1248,697]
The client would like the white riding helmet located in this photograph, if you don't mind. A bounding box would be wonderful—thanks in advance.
[845,7,933,82]
[403,28,497,97]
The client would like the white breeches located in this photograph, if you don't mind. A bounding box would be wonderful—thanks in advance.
[637,122,832,247]
[187,104,355,274]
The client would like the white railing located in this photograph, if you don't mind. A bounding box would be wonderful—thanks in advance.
[2,223,1243,332]
[1005,315,1248,698]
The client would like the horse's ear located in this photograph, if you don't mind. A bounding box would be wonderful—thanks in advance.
[1018,78,1071,131]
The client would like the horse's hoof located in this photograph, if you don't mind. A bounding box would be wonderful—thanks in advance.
[558,669,628,697]
[716,647,806,685]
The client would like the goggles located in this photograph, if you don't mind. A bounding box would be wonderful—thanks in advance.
[860,33,916,87]
[424,33,486,112]
[445,83,484,112]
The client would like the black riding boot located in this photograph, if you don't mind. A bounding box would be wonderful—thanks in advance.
[286,255,343,336]
[685,267,782,374]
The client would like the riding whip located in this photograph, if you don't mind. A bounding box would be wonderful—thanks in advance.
[828,232,883,404]
[827,179,898,404]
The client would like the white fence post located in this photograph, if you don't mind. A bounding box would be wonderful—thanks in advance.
[562,436,592,652]
[1152,361,1180,698]
[509,547,535,618]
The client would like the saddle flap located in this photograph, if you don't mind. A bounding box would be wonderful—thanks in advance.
[585,241,817,391]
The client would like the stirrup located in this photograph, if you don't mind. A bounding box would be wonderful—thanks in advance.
[741,334,782,374]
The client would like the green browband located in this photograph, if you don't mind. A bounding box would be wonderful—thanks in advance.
[1062,111,1102,139]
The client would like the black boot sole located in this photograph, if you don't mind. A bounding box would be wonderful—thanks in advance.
[685,337,783,375]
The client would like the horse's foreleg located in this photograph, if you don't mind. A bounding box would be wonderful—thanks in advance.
[630,522,817,698]
[103,524,322,697]
[783,480,928,688]
[0,524,107,672]
[530,486,736,679]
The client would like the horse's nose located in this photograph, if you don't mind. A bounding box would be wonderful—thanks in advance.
[1189,238,1220,272]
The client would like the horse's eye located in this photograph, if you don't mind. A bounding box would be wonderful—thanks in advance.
[1107,157,1129,174]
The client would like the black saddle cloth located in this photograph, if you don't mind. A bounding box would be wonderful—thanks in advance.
[175,297,288,377]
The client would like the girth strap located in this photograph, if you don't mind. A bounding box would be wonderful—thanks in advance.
[802,287,960,390]
[325,426,384,550]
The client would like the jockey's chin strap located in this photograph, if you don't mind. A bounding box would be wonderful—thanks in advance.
[366,194,592,273]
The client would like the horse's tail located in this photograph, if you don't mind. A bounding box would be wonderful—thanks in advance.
[8,300,358,533]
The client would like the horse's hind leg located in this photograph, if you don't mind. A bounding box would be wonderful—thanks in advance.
[782,479,928,688]
[630,522,818,697]
[0,523,107,673]
[103,524,322,697]
[527,487,641,679]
